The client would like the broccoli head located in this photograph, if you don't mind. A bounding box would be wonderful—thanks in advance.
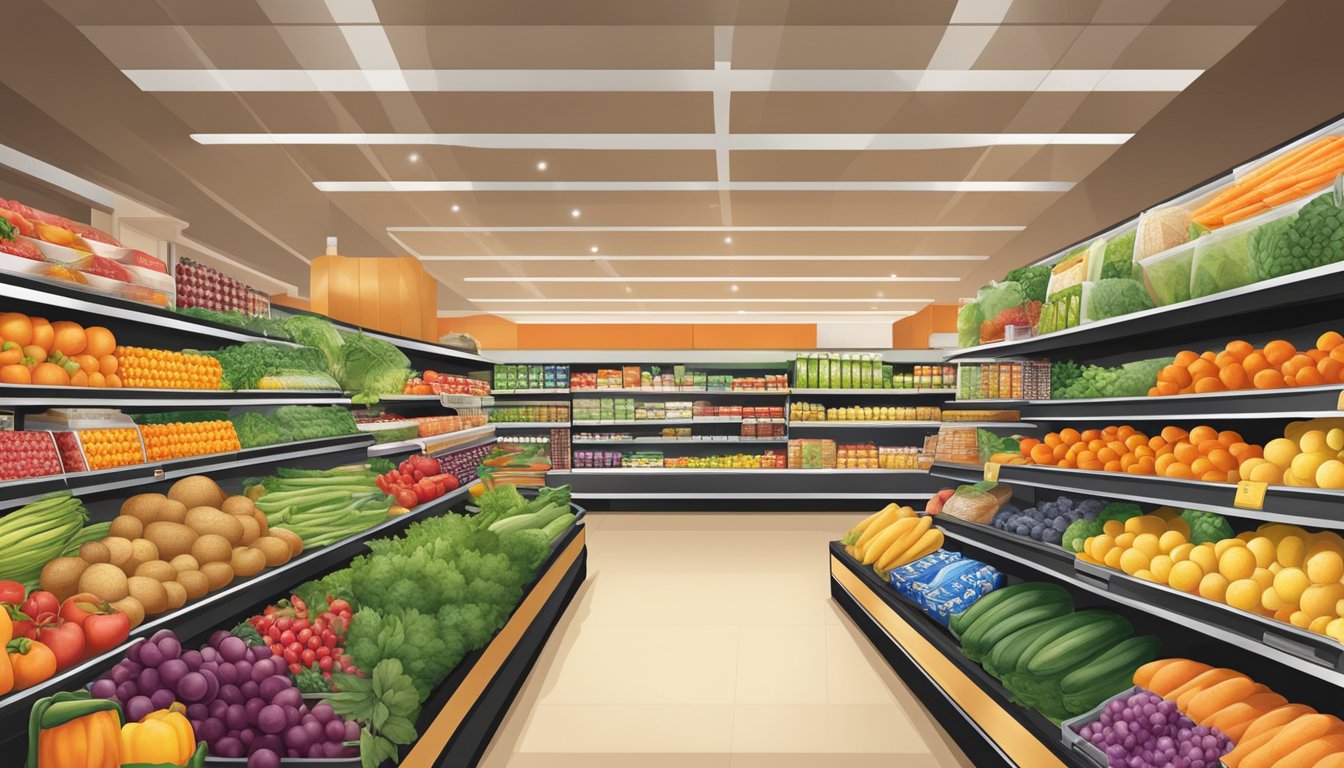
[1097,503,1143,524]
[1250,194,1344,280]
[1180,509,1235,544]
[1061,519,1104,553]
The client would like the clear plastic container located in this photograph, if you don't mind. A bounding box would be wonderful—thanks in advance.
[1138,241,1195,306]
[24,236,93,268]
[1190,216,1257,299]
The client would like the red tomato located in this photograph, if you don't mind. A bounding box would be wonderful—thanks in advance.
[83,611,130,659]
[0,580,24,605]
[35,618,84,670]
[20,591,58,622]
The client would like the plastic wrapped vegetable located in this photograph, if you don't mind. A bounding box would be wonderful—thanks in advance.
[1191,226,1255,298]
[957,301,983,348]
[1003,265,1050,303]
[338,332,413,405]
[940,482,1012,525]
[1100,231,1137,280]
[1087,278,1155,320]
[1249,192,1344,280]
[976,281,1026,322]
[283,314,345,371]
[1179,509,1234,544]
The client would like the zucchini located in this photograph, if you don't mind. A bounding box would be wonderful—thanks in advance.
[1061,666,1145,716]
[950,582,1068,639]
[1026,612,1133,677]
[961,593,1073,662]
[983,620,1064,679]
[1060,635,1161,695]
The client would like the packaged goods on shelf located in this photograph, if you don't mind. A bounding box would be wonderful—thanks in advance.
[402,371,489,396]
[933,425,979,465]
[878,446,922,469]
[941,409,1021,423]
[490,404,571,423]
[139,419,241,461]
[956,361,1050,400]
[889,551,1004,626]
[663,451,786,469]
[793,352,892,388]
[789,402,940,422]
[789,439,836,469]
[660,427,692,438]
[354,413,421,443]
[623,451,664,468]
[0,430,63,480]
[741,420,786,439]
[550,428,570,470]
[413,413,489,437]
[436,440,496,485]
[574,449,622,468]
[494,363,569,391]
[54,428,146,471]
[695,403,783,420]
[174,257,270,317]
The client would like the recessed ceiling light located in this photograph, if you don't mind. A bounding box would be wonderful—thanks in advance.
[590,245,599,253]
[450,204,460,213]
[465,276,958,283]
[571,209,581,218]
[624,285,632,293]
[536,160,548,171]
[876,291,884,297]
[730,284,739,292]
[724,236,733,244]
[407,152,420,163]
[890,273,897,278]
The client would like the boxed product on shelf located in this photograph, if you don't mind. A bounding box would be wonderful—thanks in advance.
[174,257,266,316]
[138,419,241,461]
[889,551,1004,626]
[878,446,922,469]
[622,451,664,468]
[53,427,146,471]
[574,449,622,468]
[355,417,420,444]
[490,404,571,423]
[413,413,489,437]
[0,430,63,480]
[788,438,836,469]
[404,372,490,397]
[942,409,1021,423]
[933,425,979,464]
[956,361,1049,400]
[794,352,891,388]
[664,451,786,469]
[741,420,785,439]
[549,428,571,469]
[659,427,693,438]
[837,443,878,469]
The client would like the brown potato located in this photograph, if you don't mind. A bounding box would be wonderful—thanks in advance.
[169,554,199,572]
[270,527,304,557]
[40,557,88,602]
[110,596,144,629]
[79,563,129,602]
[157,499,188,525]
[191,534,232,564]
[120,493,167,524]
[251,536,292,568]
[185,507,244,544]
[142,522,197,560]
[107,515,143,540]
[236,515,261,545]
[230,548,266,578]
[127,576,169,615]
[175,570,210,600]
[124,539,160,575]
[200,561,234,590]
[221,495,256,517]
[167,476,225,510]
[102,537,133,568]
[134,560,177,582]
[79,541,110,564]
[162,581,187,610]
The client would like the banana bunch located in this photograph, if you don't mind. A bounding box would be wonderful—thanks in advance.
[843,503,945,576]
[0,491,88,585]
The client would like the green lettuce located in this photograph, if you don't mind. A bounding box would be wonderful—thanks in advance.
[338,332,412,404]
[285,314,346,371]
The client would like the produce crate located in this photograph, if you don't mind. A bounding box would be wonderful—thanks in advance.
[0,430,63,481]
[52,428,147,472]
[1060,686,1229,768]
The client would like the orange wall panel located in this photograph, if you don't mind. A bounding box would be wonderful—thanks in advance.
[692,324,816,349]
[637,324,694,349]
[270,294,311,312]
[310,255,437,341]
[438,314,519,349]
[892,307,934,348]
[517,324,641,349]
[930,304,958,333]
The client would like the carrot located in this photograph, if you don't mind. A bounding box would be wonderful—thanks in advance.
[1269,734,1344,768]
[1205,701,1271,731]
[1225,725,1288,768]
[1262,173,1339,206]
[1133,658,1177,690]
[1165,667,1244,703]
[1219,202,1271,225]
[1317,754,1344,768]
[1194,141,1344,225]
[1146,659,1212,696]
[1194,137,1341,217]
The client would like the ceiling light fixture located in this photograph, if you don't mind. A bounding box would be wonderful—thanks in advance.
[417,254,990,262]
[737,310,746,315]
[407,152,420,163]
[392,225,1023,233]
[724,236,733,244]
[877,291,884,297]
[536,160,548,171]
[624,286,632,293]
[316,180,1072,193]
[730,284,739,292]
[590,246,599,253]
[465,298,933,304]
[570,209,581,218]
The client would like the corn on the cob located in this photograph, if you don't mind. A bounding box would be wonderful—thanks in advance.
[0,492,88,584]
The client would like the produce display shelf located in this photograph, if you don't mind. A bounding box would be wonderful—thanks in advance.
[944,260,1344,362]
[0,483,475,741]
[380,394,496,408]
[571,388,788,396]
[572,418,696,426]
[366,424,497,456]
[550,467,944,500]
[491,421,571,429]
[790,388,957,396]
[829,542,1079,768]
[788,420,944,428]
[565,467,926,474]
[571,437,789,445]
[935,519,1344,687]
[0,433,377,512]
[400,525,586,767]
[957,385,1344,421]
[0,385,349,409]
[275,306,491,370]
[494,388,570,395]
[929,461,1344,529]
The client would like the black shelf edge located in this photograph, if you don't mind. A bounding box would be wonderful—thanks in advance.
[934,519,1344,687]
[0,385,348,409]
[0,434,377,512]
[403,526,586,767]
[929,461,1344,529]
[0,484,474,738]
[961,386,1344,421]
[828,542,1082,768]
[550,468,944,498]
[944,261,1344,362]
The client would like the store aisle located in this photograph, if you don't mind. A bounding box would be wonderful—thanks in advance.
[478,512,974,768]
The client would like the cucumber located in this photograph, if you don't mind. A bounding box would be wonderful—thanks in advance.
[1060,635,1161,695]
[1026,613,1133,677]
[961,594,1073,662]
[983,619,1066,679]
[1061,666,1146,716]
[950,582,1068,639]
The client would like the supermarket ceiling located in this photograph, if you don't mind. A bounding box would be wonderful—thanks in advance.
[3,0,1333,324]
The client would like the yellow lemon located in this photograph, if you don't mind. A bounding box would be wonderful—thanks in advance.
[1306,550,1344,584]
[1218,546,1257,581]
[1190,544,1218,573]
[1158,530,1187,555]
[1252,567,1275,590]
[1277,535,1306,568]
[1132,533,1161,558]
[1248,461,1285,484]
[1225,579,1262,611]
[1291,451,1333,486]
[1150,555,1173,583]
[1167,560,1204,592]
[1273,567,1311,603]
[1246,536,1276,569]
[1328,427,1344,451]
[1169,543,1195,563]
[1215,538,1247,558]
[1120,548,1150,576]
[1318,459,1344,490]
[1300,430,1330,454]
[1300,583,1344,618]
[1327,617,1344,642]
[1198,572,1229,602]
[1309,615,1333,635]
[1263,437,1301,469]
[1262,586,1285,611]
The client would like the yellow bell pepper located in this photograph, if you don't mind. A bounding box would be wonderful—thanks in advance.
[119,708,195,767]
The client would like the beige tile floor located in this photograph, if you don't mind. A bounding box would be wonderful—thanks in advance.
[477,512,976,768]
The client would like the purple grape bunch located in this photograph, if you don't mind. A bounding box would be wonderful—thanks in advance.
[91,629,360,768]
[1074,689,1233,768]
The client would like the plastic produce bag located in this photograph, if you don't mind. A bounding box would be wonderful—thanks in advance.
[957,300,983,348]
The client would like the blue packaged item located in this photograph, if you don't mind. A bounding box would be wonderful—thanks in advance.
[924,566,1005,626]
[916,558,989,596]
[890,550,962,595]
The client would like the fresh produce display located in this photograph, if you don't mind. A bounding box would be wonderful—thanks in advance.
[174,256,271,317]
[926,481,1011,525]
[889,550,1003,625]
[1151,333,1344,396]
[1136,658,1344,765]
[491,404,570,423]
[0,313,123,388]
[7,586,134,678]
[375,454,462,510]
[230,411,283,449]
[271,405,359,442]
[1191,135,1344,230]
[116,345,222,390]
[435,441,495,486]
[951,581,1160,722]
[0,492,88,585]
[175,306,292,339]
[789,402,940,422]
[1087,278,1155,320]
[1248,188,1344,280]
[90,629,361,762]
[36,477,300,628]
[976,429,1021,463]
[1071,688,1232,768]
[247,463,399,549]
[791,352,912,389]
[991,495,1106,547]
[241,593,358,685]
[479,442,554,486]
[202,342,337,391]
[1017,424,1261,483]
[138,420,241,461]
[414,413,488,437]
[1248,416,1344,487]
[0,431,63,480]
[841,504,944,576]
[1060,503,1143,552]
[57,428,145,471]
[276,314,417,403]
[1051,357,1171,399]
[402,370,490,396]
[24,690,203,768]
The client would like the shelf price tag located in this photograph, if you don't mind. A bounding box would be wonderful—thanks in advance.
[1234,480,1268,510]
[983,462,1001,482]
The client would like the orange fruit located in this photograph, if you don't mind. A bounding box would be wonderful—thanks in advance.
[29,318,51,351]
[1189,425,1217,444]
[1116,425,1136,440]
[1165,462,1195,479]
[1242,351,1271,376]
[1318,331,1344,351]
[1059,428,1081,445]
[1098,447,1120,463]
[1081,429,1102,442]
[49,321,87,356]
[1121,454,1138,470]
[1317,357,1344,382]
[1161,426,1188,443]
[1077,450,1098,466]
[1218,429,1243,446]
[1225,340,1254,359]
[1219,363,1248,390]
[1174,350,1199,367]
[1150,435,1168,451]
[1194,377,1226,393]
[1043,433,1061,447]
[1187,359,1217,381]
[1295,366,1326,386]
[1191,457,1214,476]
[1307,348,1328,362]
[1125,434,1149,451]
[1282,354,1315,377]
[1080,460,1104,472]
[83,326,116,358]
[1052,443,1069,461]
[1174,442,1200,465]
[1195,439,1223,455]
[1134,445,1156,459]
[1030,444,1055,464]
[1202,470,1229,483]
[1057,459,1075,469]
[32,362,70,387]
[1253,369,1286,389]
[1264,339,1297,367]
[1201,351,1217,362]
[1207,448,1236,472]
[1104,460,1122,473]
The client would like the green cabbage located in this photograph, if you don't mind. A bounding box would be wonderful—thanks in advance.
[1100,231,1137,280]
[957,301,982,348]
[1142,250,1192,306]
[339,332,412,404]
[1249,193,1344,280]
[1191,229,1255,298]
[1004,265,1050,303]
[1088,278,1155,320]
[1179,509,1234,544]
[285,314,345,371]
[977,281,1025,321]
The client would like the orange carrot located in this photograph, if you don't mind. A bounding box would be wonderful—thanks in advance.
[1194,140,1344,225]
[1263,173,1340,206]
[1194,137,1340,217]
[1219,202,1271,226]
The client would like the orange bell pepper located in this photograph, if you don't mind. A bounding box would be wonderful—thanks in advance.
[29,690,122,768]
[0,602,14,695]
[9,637,57,690]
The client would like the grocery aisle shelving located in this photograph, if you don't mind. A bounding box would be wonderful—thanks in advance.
[792,388,957,396]
[366,424,498,456]
[956,385,1344,421]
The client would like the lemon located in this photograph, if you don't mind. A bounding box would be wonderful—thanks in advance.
[1225,579,1262,611]
[1102,519,1124,537]
[1291,451,1333,486]
[1218,546,1257,581]
[1301,430,1330,454]
[1309,616,1333,635]
[1132,533,1161,558]
[1307,550,1344,584]
[1114,532,1137,548]
[1198,572,1229,602]
[1277,535,1306,568]
[1149,555,1173,582]
[1318,459,1344,490]
[1104,546,1124,570]
[1120,548,1150,576]
[1190,544,1218,573]
[1169,543,1195,563]
[1249,461,1285,484]
[1263,437,1301,469]
[1262,586,1285,611]
[1328,428,1344,451]
[1274,567,1311,603]
[1158,530,1187,554]
[1167,560,1204,592]
[1246,537,1276,569]
[1215,538,1247,557]
[1328,618,1344,642]
[1300,583,1344,618]
[1291,610,1312,628]
[1252,567,1275,589]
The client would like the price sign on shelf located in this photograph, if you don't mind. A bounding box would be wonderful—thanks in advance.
[1234,480,1268,510]
[983,462,1001,482]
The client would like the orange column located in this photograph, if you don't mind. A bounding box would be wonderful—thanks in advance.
[310,255,438,340]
